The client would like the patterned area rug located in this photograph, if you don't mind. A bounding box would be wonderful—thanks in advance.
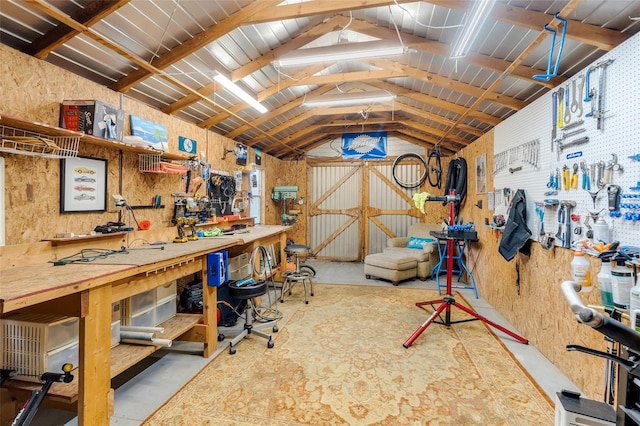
[144,284,553,425]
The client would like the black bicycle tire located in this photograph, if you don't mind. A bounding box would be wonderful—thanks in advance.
[392,153,427,189]
[427,150,442,189]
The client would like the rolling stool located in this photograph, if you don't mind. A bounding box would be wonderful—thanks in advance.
[222,279,278,354]
[281,244,314,304]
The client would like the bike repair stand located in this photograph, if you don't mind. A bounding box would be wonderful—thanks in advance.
[403,191,529,348]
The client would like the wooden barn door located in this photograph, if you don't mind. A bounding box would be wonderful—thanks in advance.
[308,161,421,261]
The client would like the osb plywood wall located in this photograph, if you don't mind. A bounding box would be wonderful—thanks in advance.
[0,44,289,244]
[264,159,307,244]
[2,44,607,397]
[457,130,606,400]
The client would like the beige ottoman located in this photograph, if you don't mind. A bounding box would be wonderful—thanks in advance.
[364,253,418,286]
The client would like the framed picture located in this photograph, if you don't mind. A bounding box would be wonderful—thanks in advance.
[130,115,168,152]
[60,156,107,213]
[476,154,487,194]
[235,143,247,166]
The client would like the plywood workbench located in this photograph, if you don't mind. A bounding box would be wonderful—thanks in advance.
[0,225,289,425]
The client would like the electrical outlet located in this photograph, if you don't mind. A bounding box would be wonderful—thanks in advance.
[109,194,125,212]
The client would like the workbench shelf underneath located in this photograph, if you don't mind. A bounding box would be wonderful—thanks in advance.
[2,313,202,407]
[43,231,128,244]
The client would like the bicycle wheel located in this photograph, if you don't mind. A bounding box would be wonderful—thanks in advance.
[427,148,442,189]
[392,153,427,189]
[299,264,316,277]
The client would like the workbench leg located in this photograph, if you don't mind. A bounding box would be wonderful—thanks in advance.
[279,231,287,277]
[78,286,112,426]
[202,271,217,358]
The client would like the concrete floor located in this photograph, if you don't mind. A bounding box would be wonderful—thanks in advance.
[34,260,579,425]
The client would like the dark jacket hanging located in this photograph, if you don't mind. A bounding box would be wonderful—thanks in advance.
[498,189,532,261]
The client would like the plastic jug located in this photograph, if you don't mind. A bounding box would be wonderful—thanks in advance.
[593,218,610,244]
[571,250,592,293]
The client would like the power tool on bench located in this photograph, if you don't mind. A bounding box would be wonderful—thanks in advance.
[173,217,188,243]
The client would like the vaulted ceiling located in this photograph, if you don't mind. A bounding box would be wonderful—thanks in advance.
[1,1,639,159]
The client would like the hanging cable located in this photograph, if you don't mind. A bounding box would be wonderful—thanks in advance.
[249,245,283,322]
[51,248,129,266]
[392,0,464,30]
[150,0,181,63]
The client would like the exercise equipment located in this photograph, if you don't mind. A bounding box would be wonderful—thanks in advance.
[403,191,528,348]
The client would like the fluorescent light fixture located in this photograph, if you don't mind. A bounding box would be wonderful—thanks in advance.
[274,40,404,68]
[450,0,495,59]
[303,90,395,108]
[213,72,267,114]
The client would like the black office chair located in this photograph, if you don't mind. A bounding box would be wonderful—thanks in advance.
[222,280,278,354]
[281,244,315,304]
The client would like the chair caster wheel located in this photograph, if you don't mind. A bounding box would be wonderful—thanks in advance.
[267,340,274,349]
[229,345,236,355]
[273,325,279,332]
[305,301,309,304]
[218,333,225,342]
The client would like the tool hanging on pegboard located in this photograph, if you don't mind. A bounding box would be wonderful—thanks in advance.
[584,58,615,130]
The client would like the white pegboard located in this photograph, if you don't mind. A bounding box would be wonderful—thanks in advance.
[494,32,640,249]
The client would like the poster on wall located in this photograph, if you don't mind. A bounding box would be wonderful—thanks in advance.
[341,132,387,159]
[236,143,247,166]
[178,136,197,154]
[130,115,168,152]
[255,149,262,165]
[476,154,487,194]
[60,156,107,213]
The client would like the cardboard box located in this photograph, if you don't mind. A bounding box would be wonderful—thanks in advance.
[60,100,124,141]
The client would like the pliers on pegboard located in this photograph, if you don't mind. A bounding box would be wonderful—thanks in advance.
[570,163,579,190]
[562,165,570,191]
[580,161,590,190]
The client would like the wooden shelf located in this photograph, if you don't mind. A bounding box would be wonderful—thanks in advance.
[196,217,255,228]
[0,114,190,161]
[2,314,202,405]
[43,231,128,243]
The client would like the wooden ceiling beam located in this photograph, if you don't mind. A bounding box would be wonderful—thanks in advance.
[491,2,629,51]
[366,58,526,111]
[438,0,583,143]
[109,1,411,93]
[22,0,303,157]
[366,80,501,126]
[346,18,565,89]
[25,0,131,60]
[424,0,628,51]
[164,17,349,117]
[195,63,328,130]
[109,0,281,92]
[223,85,335,139]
